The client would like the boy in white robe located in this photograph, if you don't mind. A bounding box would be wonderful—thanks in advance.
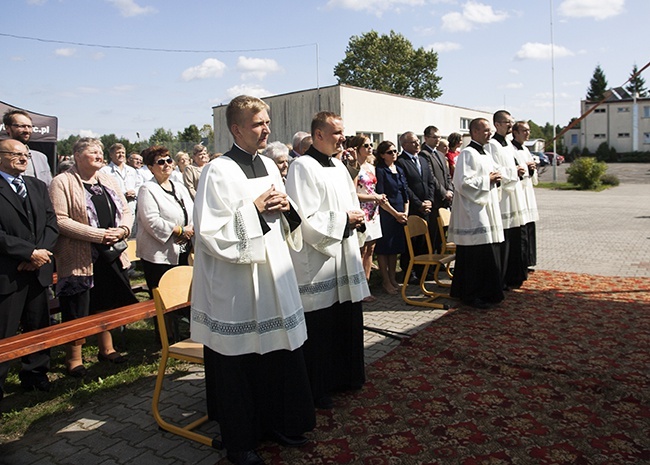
[449,118,505,309]
[286,111,370,409]
[512,121,540,269]
[488,110,529,289]
[191,95,314,465]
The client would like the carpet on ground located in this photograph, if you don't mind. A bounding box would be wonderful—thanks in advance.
[255,270,650,464]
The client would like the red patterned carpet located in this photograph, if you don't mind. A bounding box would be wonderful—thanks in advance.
[257,271,650,464]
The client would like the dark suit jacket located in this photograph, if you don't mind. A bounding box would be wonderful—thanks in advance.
[0,175,58,294]
[420,144,453,210]
[395,151,435,217]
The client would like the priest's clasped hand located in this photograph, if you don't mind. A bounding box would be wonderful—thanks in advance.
[255,184,290,214]
[347,210,365,230]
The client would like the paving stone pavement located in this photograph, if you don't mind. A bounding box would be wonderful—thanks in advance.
[2,165,648,464]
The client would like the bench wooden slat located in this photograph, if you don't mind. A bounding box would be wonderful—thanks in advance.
[0,300,189,364]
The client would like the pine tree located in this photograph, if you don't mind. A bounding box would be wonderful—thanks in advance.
[625,64,648,97]
[586,65,608,101]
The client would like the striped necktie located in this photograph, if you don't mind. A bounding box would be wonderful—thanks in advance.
[12,177,27,199]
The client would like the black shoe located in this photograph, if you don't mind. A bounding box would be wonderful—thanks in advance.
[314,395,333,409]
[226,449,266,465]
[98,352,128,364]
[21,376,52,392]
[466,298,492,310]
[67,365,88,378]
[408,273,420,285]
[269,430,309,448]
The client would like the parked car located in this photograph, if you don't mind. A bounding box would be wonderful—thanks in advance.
[532,151,550,166]
[544,152,565,165]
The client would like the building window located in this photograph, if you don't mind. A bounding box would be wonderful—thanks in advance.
[617,107,630,113]
[571,134,578,145]
[358,132,383,148]
[594,134,606,139]
[594,108,606,113]
[618,133,630,138]
[644,133,650,144]
[644,106,650,118]
[460,118,471,130]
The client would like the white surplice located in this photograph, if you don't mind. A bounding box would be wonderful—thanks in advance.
[514,144,540,225]
[448,144,504,246]
[190,154,307,356]
[487,139,527,229]
[285,154,370,312]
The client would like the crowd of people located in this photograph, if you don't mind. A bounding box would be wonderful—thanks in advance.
[0,101,540,465]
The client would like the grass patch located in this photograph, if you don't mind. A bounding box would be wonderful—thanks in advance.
[535,182,609,191]
[0,265,193,442]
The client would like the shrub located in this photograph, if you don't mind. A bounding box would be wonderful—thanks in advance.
[600,174,620,186]
[580,146,591,157]
[595,142,619,162]
[566,157,607,189]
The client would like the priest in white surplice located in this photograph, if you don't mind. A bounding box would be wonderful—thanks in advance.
[191,96,314,465]
[449,118,505,309]
[512,120,539,270]
[488,110,529,289]
[285,111,370,410]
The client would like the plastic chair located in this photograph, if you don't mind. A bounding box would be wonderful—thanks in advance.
[151,266,221,449]
[402,216,455,309]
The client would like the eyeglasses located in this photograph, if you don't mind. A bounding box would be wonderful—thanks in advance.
[10,124,33,130]
[383,149,398,155]
[362,143,372,148]
[0,150,32,159]
[155,157,174,166]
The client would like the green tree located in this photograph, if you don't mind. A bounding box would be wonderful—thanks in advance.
[334,30,442,100]
[100,134,133,158]
[199,124,214,150]
[586,65,608,101]
[625,64,648,97]
[57,134,79,157]
[178,124,201,144]
[148,127,175,146]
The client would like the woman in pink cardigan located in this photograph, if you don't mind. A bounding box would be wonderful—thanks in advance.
[49,138,137,377]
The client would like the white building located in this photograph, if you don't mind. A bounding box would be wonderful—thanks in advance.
[563,87,650,154]
[212,84,491,151]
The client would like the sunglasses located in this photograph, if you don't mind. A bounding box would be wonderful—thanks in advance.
[362,143,372,148]
[384,149,398,155]
[155,157,174,166]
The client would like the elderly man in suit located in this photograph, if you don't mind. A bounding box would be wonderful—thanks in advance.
[0,138,58,400]
[420,125,454,252]
[395,131,436,283]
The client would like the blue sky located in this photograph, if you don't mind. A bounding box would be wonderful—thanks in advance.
[1,0,646,142]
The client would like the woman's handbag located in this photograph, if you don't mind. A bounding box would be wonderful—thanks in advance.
[96,239,128,263]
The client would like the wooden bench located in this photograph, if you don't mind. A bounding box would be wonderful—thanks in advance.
[0,299,189,365]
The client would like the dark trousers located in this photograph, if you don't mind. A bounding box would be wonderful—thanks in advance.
[0,276,50,391]
[204,346,315,452]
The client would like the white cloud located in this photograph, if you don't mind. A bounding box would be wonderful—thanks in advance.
[509,68,520,75]
[500,83,524,89]
[92,52,105,61]
[112,84,136,93]
[558,0,624,20]
[79,87,100,94]
[181,58,227,82]
[562,80,582,87]
[79,129,100,138]
[11,56,25,62]
[236,56,283,80]
[442,1,508,32]
[27,0,47,4]
[427,41,462,53]
[106,0,157,17]
[514,42,574,60]
[325,0,426,16]
[55,48,76,57]
[225,84,270,99]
